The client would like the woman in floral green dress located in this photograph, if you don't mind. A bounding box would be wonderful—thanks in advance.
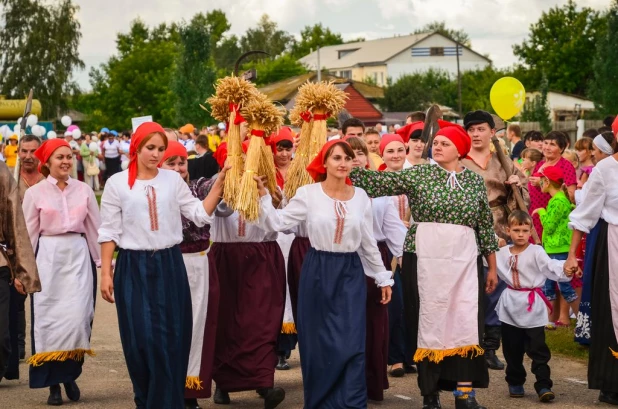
[350,124,499,409]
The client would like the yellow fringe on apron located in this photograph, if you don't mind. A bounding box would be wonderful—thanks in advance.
[185,376,204,390]
[27,349,95,367]
[414,345,484,364]
[281,322,297,334]
[610,348,618,359]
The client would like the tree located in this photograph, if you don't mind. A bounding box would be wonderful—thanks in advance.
[241,55,307,85]
[513,0,606,96]
[87,20,179,129]
[204,10,241,72]
[0,0,84,119]
[290,23,344,58]
[240,15,295,59]
[590,0,618,115]
[414,21,471,47]
[382,70,453,112]
[172,14,218,125]
[520,76,552,132]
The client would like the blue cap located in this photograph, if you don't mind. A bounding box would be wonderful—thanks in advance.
[110,130,118,136]
[100,127,110,133]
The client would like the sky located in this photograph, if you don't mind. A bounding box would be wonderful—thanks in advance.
[73,0,610,90]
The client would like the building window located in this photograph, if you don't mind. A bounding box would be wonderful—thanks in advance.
[339,70,352,79]
[430,47,444,56]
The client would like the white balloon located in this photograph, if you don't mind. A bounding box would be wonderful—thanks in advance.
[14,124,21,134]
[72,129,82,139]
[27,114,38,127]
[32,125,46,137]
[61,115,72,127]
[47,131,57,139]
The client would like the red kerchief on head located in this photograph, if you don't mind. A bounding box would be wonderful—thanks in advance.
[128,122,167,189]
[270,126,294,154]
[435,124,471,158]
[379,134,405,156]
[306,139,353,185]
[612,115,618,136]
[158,140,188,167]
[396,121,424,143]
[213,142,228,169]
[34,139,71,173]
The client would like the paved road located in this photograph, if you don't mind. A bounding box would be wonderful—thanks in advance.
[0,283,604,408]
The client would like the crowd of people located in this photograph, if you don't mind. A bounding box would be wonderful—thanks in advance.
[0,107,616,409]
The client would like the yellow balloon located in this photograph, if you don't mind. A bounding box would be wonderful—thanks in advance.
[490,77,526,121]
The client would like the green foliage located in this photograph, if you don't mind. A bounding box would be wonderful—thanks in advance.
[86,20,179,130]
[0,0,84,119]
[205,10,241,72]
[241,55,307,86]
[513,0,606,96]
[172,14,217,126]
[291,23,344,59]
[240,15,295,59]
[414,21,471,47]
[590,0,618,115]
[545,319,588,361]
[382,69,453,112]
[521,77,552,132]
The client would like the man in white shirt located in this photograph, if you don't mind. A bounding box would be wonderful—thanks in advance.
[103,134,122,182]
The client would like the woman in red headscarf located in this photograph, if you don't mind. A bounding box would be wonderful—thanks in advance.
[22,139,101,405]
[159,141,221,409]
[349,125,499,409]
[254,139,394,409]
[97,122,225,409]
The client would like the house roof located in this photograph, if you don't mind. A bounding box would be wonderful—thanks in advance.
[299,32,491,70]
[258,72,384,102]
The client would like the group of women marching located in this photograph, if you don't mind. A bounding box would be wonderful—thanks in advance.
[19,118,618,409]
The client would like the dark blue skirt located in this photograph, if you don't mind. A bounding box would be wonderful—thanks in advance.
[115,246,192,409]
[575,220,602,345]
[298,248,367,409]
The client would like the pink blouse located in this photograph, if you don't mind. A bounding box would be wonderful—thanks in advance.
[528,157,576,240]
[23,176,101,265]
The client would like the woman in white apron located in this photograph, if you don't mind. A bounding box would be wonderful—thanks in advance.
[22,139,101,406]
[350,124,499,409]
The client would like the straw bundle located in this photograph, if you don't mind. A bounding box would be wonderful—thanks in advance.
[284,81,347,199]
[204,76,258,208]
[236,94,284,221]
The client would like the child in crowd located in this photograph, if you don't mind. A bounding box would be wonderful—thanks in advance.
[519,148,543,177]
[562,150,580,175]
[496,211,573,402]
[531,166,578,328]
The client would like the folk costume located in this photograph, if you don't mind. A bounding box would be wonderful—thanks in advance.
[98,122,214,409]
[568,156,618,399]
[159,141,220,401]
[257,140,394,409]
[350,125,499,408]
[22,139,101,395]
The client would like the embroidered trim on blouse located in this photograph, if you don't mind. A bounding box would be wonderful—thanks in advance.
[145,185,159,231]
[398,195,406,221]
[238,214,246,237]
[333,200,348,244]
[509,254,521,289]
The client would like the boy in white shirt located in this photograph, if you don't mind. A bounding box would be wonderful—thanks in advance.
[495,211,575,403]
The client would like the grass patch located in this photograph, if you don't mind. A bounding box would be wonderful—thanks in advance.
[544,319,589,361]
[96,194,101,205]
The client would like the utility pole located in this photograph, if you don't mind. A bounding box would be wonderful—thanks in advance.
[456,42,462,115]
[317,46,321,81]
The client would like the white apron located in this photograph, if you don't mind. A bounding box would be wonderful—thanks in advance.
[28,234,95,366]
[276,232,296,333]
[183,249,210,389]
[414,223,483,363]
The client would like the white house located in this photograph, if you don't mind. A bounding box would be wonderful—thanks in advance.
[526,90,595,122]
[299,32,491,87]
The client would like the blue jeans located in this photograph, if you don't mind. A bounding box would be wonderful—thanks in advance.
[543,253,577,303]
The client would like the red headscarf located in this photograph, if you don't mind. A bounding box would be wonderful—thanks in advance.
[612,115,618,136]
[306,140,353,185]
[379,134,405,156]
[435,124,471,158]
[396,121,424,143]
[213,142,228,169]
[270,126,294,155]
[158,140,188,167]
[128,122,167,189]
[34,139,71,173]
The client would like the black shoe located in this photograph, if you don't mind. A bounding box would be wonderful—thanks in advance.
[63,381,80,402]
[184,398,201,409]
[213,387,230,405]
[47,385,63,406]
[405,363,418,374]
[422,393,441,409]
[484,349,505,370]
[389,365,405,377]
[455,394,486,409]
[264,387,285,409]
[275,356,290,370]
[256,388,268,398]
[599,391,618,405]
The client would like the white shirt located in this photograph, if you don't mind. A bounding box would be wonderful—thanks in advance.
[183,139,195,152]
[257,183,394,287]
[104,139,120,158]
[120,141,130,162]
[372,196,406,258]
[496,244,570,328]
[212,202,273,243]
[569,156,618,232]
[98,169,213,250]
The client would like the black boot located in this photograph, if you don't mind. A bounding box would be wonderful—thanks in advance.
[17,310,25,360]
[454,391,486,409]
[47,385,63,406]
[213,387,230,405]
[599,391,618,405]
[275,355,290,370]
[422,393,441,409]
[264,387,285,409]
[184,398,201,409]
[256,388,268,398]
[484,349,505,370]
[63,381,80,402]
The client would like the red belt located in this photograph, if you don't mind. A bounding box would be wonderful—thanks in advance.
[507,285,553,314]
